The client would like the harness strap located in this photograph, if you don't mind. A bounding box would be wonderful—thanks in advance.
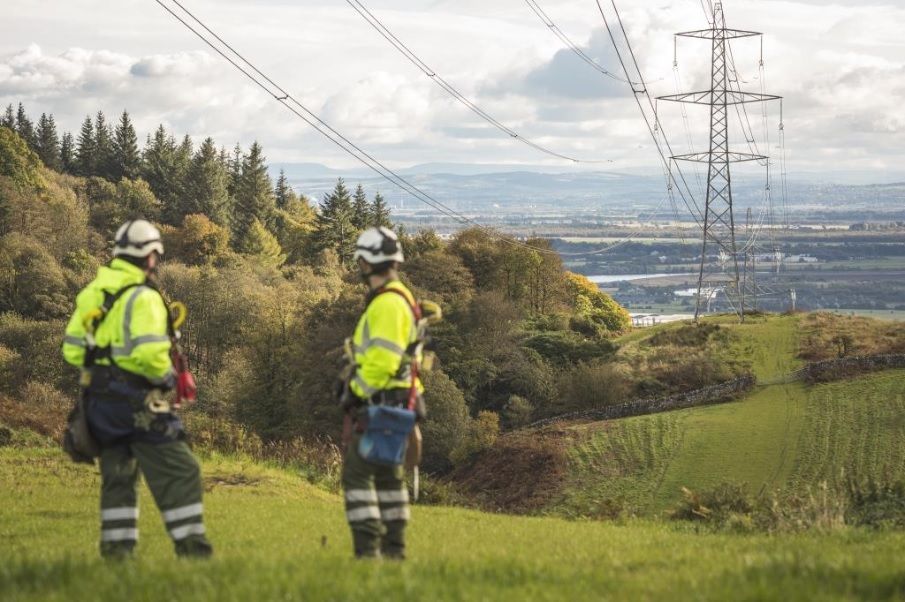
[83,283,141,369]
[370,287,422,411]
[82,281,175,369]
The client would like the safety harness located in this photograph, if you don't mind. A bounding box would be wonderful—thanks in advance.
[80,283,143,384]
[373,286,423,411]
[79,282,195,406]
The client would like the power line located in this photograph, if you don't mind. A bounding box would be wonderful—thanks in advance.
[345,0,611,165]
[154,0,643,258]
[523,0,637,85]
[594,0,703,227]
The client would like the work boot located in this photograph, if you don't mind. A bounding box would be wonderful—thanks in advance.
[175,535,213,558]
[100,541,135,560]
[352,529,380,559]
[381,519,406,560]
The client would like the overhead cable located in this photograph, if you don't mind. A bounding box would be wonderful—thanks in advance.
[594,0,703,227]
[523,0,637,86]
[345,0,612,165]
[154,0,642,258]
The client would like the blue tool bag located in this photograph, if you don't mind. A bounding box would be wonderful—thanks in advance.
[358,405,416,466]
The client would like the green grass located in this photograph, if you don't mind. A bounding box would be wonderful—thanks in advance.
[721,314,802,381]
[3,443,905,601]
[555,371,905,518]
[788,372,905,490]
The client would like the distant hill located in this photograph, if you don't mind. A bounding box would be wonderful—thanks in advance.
[270,163,905,216]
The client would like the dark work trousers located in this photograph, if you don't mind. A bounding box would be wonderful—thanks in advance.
[87,388,212,558]
[342,433,410,559]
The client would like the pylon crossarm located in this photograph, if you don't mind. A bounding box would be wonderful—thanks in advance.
[676,28,761,40]
[671,151,769,163]
[657,90,782,106]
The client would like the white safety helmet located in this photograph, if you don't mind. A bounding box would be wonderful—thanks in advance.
[353,226,404,265]
[113,219,165,258]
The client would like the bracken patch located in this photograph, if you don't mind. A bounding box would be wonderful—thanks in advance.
[449,426,578,513]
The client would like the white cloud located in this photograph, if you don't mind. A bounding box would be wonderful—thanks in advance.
[0,0,903,178]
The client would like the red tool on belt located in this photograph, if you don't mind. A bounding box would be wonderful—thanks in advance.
[171,349,197,409]
[169,302,197,409]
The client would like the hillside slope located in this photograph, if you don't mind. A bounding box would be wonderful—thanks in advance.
[457,315,905,517]
[1,439,904,601]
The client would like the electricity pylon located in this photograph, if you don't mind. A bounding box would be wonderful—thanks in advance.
[657,2,781,322]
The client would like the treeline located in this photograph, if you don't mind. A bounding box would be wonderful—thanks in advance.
[0,111,631,474]
[1,102,391,264]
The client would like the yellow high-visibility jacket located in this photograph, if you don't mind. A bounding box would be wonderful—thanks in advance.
[350,280,423,399]
[62,259,173,386]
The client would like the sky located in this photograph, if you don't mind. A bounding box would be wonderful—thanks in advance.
[1,0,904,182]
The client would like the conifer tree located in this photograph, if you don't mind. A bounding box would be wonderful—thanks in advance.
[274,169,296,210]
[371,192,393,228]
[242,218,285,266]
[177,135,193,164]
[112,110,140,181]
[351,184,370,230]
[94,111,115,179]
[218,146,230,170]
[35,113,61,171]
[313,178,357,263]
[183,137,230,226]
[141,125,179,223]
[60,132,75,174]
[165,135,195,223]
[227,143,243,198]
[1,105,14,129]
[232,142,275,246]
[15,103,37,150]
[75,116,96,177]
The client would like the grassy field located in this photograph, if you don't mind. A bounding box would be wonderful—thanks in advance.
[554,370,905,517]
[3,437,905,601]
[542,315,905,517]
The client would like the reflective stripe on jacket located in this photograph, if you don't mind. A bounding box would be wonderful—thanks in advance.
[349,280,423,399]
[62,259,173,386]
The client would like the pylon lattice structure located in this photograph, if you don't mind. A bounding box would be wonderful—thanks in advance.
[657,2,781,322]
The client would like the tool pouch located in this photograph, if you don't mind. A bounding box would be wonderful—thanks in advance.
[404,424,422,470]
[358,405,416,466]
[63,395,100,464]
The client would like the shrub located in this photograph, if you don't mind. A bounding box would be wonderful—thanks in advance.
[502,395,534,430]
[403,249,475,308]
[0,234,70,319]
[846,478,905,529]
[648,323,723,348]
[565,272,631,335]
[755,483,847,533]
[671,483,754,527]
[672,482,849,533]
[0,127,45,189]
[83,177,162,239]
[161,214,230,266]
[648,351,740,393]
[450,410,500,466]
[0,381,72,439]
[183,412,342,490]
[421,370,471,472]
[416,475,468,506]
[0,344,19,395]
[477,346,556,413]
[0,313,74,392]
[555,360,632,414]
[522,330,615,367]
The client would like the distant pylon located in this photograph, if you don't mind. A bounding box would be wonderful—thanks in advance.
[658,2,781,322]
